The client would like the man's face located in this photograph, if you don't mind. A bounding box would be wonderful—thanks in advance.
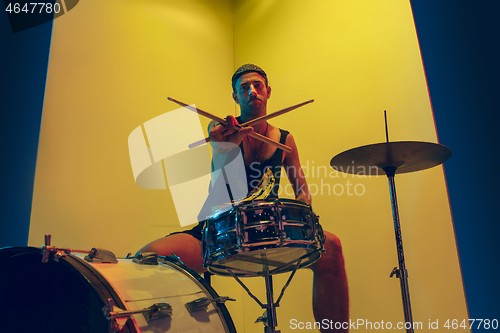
[232,72,271,116]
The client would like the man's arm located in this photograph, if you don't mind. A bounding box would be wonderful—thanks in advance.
[207,117,251,206]
[208,116,253,154]
[208,116,254,176]
[283,133,311,204]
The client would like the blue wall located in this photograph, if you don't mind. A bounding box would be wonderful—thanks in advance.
[0,8,53,247]
[411,0,500,329]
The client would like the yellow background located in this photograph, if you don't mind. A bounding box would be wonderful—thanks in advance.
[29,0,469,331]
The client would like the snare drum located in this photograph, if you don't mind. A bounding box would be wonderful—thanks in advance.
[0,247,236,333]
[202,199,325,276]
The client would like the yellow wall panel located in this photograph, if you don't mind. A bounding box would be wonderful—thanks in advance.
[29,0,235,253]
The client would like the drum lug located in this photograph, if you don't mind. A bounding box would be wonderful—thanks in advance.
[84,248,118,263]
[52,250,69,262]
[132,252,159,265]
[103,298,172,332]
[41,234,68,263]
[185,296,236,313]
[42,244,70,263]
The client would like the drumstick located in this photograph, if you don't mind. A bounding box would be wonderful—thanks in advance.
[187,99,314,149]
[168,97,226,123]
[167,97,292,153]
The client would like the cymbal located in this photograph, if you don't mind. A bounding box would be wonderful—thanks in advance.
[330,141,452,175]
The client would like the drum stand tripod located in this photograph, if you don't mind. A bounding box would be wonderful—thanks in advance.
[223,257,304,333]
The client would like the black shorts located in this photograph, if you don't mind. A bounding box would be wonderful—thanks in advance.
[168,221,205,241]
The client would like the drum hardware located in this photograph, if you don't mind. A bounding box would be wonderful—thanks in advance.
[185,296,236,313]
[226,269,265,308]
[224,258,303,333]
[167,252,185,265]
[255,312,268,324]
[330,111,452,333]
[41,234,118,263]
[85,248,119,263]
[130,251,185,266]
[103,298,172,333]
[204,271,214,285]
[133,251,159,265]
[390,266,401,278]
[263,272,278,333]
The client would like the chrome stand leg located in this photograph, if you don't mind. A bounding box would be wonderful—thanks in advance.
[384,166,414,333]
[264,271,279,333]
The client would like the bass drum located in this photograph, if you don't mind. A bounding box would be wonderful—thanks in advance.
[0,247,236,333]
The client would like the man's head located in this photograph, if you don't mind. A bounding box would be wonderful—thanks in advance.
[231,64,268,93]
[232,64,271,117]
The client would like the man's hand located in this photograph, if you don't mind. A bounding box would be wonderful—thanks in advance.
[209,115,254,151]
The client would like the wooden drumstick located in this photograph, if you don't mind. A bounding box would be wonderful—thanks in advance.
[167,97,292,153]
[187,99,314,149]
[168,97,226,123]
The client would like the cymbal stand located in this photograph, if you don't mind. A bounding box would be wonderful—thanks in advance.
[384,166,414,333]
[384,111,414,333]
[329,113,451,333]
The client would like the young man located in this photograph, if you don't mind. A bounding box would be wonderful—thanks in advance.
[138,64,349,332]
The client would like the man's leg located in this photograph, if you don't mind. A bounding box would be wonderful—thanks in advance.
[136,233,205,274]
[311,231,349,332]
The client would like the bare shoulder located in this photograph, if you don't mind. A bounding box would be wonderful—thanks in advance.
[284,131,297,146]
[282,131,301,165]
[285,132,301,153]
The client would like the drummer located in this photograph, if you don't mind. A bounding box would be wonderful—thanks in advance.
[138,64,349,332]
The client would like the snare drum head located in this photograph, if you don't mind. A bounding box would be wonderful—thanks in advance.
[0,247,236,333]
